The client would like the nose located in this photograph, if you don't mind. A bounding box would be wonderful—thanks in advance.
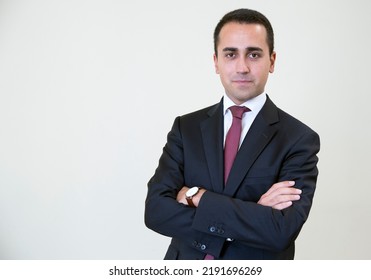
[236,57,249,74]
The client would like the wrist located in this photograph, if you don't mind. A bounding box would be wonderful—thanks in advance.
[192,188,206,207]
[185,186,206,207]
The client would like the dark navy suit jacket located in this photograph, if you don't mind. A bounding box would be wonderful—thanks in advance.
[145,96,320,259]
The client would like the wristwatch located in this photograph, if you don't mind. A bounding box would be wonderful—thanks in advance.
[185,186,200,207]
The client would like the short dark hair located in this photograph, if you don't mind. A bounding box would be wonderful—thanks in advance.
[213,8,274,56]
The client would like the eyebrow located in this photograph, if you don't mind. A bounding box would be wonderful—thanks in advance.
[222,47,263,52]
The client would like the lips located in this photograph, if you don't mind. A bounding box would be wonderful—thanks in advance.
[232,76,253,83]
[233,79,253,84]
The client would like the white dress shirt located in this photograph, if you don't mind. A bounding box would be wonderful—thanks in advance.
[223,92,267,148]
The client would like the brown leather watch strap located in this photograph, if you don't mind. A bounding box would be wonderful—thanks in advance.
[186,196,196,207]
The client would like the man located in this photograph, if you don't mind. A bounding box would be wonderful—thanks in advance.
[145,8,320,260]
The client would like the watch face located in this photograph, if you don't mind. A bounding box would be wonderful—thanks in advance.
[186,186,199,197]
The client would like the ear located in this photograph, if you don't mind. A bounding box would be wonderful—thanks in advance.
[269,51,276,73]
[213,53,220,74]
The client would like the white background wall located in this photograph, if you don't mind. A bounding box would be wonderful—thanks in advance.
[0,0,370,259]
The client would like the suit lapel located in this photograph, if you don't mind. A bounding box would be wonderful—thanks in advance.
[200,100,224,194]
[224,97,280,197]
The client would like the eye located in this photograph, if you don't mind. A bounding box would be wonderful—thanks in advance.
[225,52,236,59]
[248,52,261,59]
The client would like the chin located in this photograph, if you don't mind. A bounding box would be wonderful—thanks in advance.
[235,93,259,103]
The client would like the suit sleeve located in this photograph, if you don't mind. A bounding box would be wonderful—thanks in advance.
[145,117,225,257]
[192,130,320,253]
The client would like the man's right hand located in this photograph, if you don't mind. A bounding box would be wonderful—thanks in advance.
[257,181,301,210]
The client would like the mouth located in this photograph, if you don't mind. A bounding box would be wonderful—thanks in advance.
[232,79,253,85]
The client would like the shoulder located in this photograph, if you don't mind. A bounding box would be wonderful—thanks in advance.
[265,96,318,136]
[278,108,317,134]
[177,101,221,122]
[167,101,221,136]
[275,107,321,151]
[263,97,320,150]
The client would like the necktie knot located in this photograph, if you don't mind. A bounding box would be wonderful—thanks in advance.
[229,106,250,119]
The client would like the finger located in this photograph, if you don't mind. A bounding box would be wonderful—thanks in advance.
[278,193,301,205]
[265,186,301,202]
[272,187,302,196]
[265,181,295,196]
[262,193,301,207]
[272,201,293,210]
[282,194,301,202]
[259,195,298,207]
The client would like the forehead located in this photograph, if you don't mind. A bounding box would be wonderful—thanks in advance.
[218,22,268,50]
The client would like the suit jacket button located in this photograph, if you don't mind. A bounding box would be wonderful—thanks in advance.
[217,228,225,235]
[209,226,216,233]
[200,244,206,250]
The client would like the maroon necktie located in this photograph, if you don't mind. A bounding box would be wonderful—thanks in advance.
[204,106,249,260]
[224,106,250,184]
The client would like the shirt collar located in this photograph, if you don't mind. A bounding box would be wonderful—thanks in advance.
[223,92,267,115]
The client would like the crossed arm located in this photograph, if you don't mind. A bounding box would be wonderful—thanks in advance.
[145,115,320,255]
[177,180,301,210]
